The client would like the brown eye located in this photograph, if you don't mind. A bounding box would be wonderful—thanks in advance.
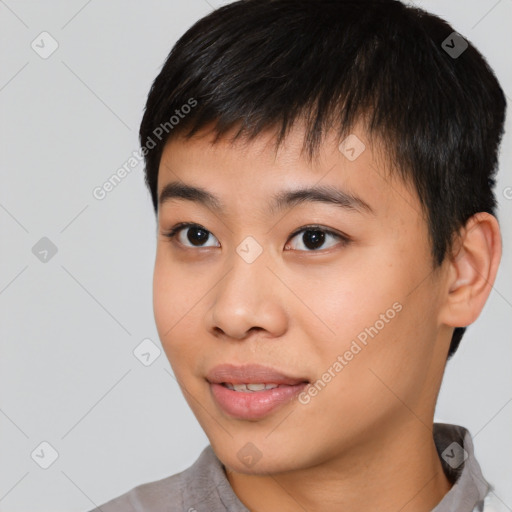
[163,223,220,248]
[183,226,210,246]
[285,226,350,252]
[163,223,350,252]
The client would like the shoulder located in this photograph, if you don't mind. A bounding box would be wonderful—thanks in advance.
[86,446,216,512]
[87,470,185,512]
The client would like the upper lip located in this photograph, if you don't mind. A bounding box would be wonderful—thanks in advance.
[206,363,309,385]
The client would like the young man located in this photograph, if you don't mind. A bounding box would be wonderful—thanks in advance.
[90,0,507,510]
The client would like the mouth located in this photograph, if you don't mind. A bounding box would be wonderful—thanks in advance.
[219,382,306,392]
[206,364,310,419]
[206,362,310,387]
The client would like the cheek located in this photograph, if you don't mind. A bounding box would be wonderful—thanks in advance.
[295,254,405,350]
[152,255,201,362]
[300,247,437,385]
[152,255,174,338]
[312,278,441,428]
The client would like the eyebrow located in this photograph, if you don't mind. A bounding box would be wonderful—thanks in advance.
[158,181,375,216]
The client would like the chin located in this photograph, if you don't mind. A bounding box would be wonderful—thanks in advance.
[212,437,307,475]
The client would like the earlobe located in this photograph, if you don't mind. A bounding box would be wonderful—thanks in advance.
[440,212,502,328]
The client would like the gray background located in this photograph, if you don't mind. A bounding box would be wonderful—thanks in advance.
[0,0,511,510]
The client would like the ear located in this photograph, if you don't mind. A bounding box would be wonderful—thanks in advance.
[439,212,502,328]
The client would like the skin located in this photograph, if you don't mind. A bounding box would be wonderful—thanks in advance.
[153,121,501,512]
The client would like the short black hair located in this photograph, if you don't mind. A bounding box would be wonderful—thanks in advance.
[139,0,506,359]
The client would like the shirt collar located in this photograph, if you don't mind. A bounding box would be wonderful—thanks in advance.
[431,423,490,512]
[181,423,491,512]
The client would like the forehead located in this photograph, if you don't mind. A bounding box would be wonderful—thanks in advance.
[157,122,420,223]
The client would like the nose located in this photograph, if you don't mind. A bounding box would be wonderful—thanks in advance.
[205,244,288,341]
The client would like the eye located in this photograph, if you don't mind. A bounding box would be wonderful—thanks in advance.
[162,223,350,252]
[285,225,350,252]
[163,223,220,248]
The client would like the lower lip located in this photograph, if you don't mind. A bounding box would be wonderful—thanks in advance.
[209,382,308,420]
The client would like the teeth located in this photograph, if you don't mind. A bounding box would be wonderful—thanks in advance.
[246,383,271,391]
[224,383,279,392]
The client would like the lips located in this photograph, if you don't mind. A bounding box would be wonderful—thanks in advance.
[206,363,311,419]
[206,363,309,386]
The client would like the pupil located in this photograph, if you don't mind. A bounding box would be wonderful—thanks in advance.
[185,228,326,249]
[188,227,209,246]
[303,230,325,250]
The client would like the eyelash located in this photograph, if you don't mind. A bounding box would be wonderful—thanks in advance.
[162,222,351,252]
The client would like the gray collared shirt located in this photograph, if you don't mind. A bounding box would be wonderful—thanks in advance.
[89,423,506,512]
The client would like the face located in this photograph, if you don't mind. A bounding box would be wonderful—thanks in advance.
[153,122,451,475]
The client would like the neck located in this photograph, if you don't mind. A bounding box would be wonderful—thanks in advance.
[225,419,453,512]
